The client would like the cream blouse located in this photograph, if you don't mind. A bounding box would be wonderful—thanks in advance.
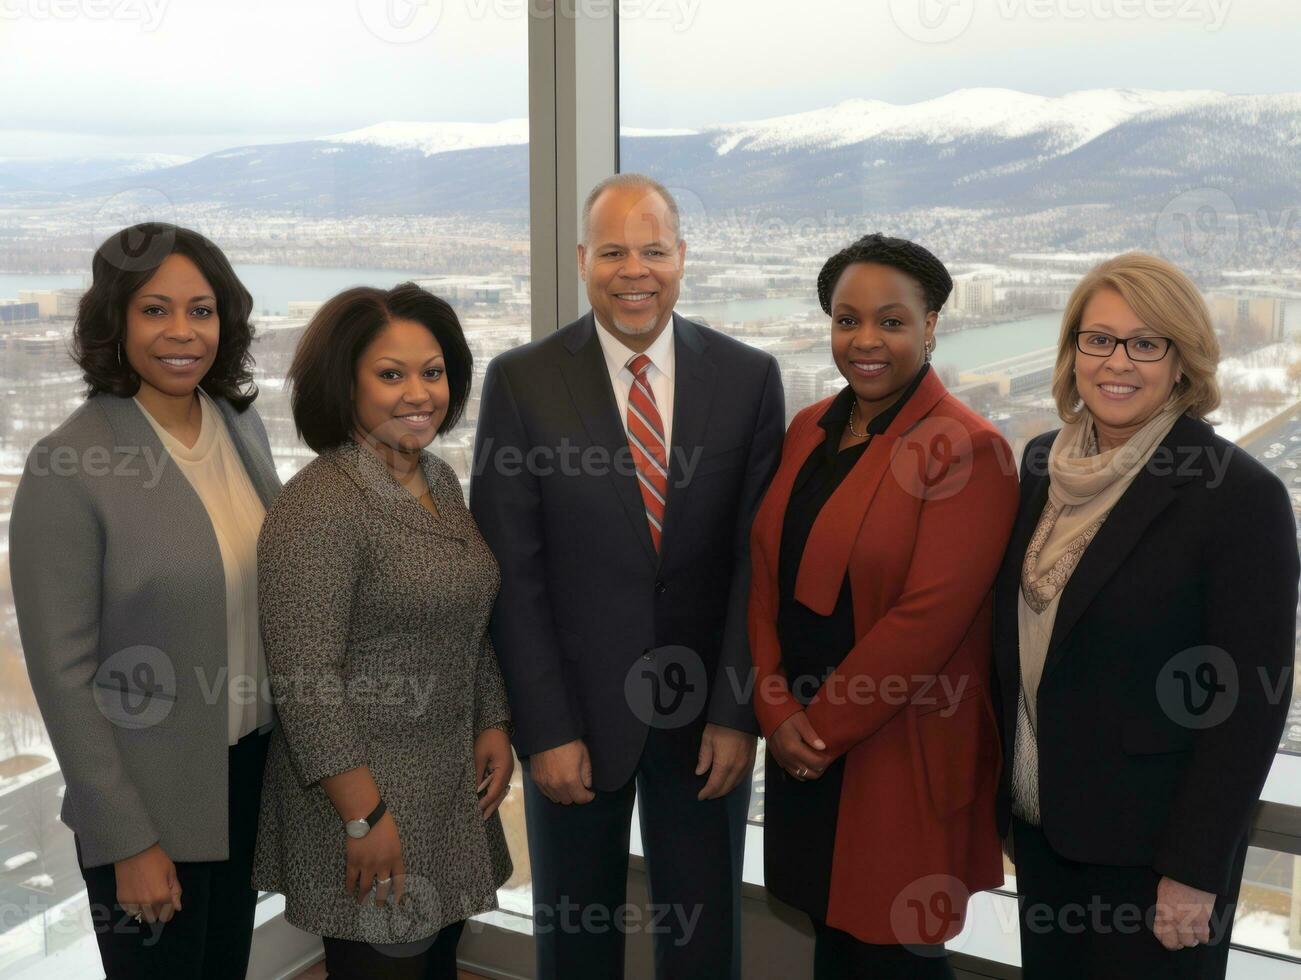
[135,389,274,744]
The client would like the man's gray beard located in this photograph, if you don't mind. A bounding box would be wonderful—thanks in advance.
[612,313,668,337]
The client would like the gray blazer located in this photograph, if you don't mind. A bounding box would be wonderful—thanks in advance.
[251,441,512,943]
[9,392,280,869]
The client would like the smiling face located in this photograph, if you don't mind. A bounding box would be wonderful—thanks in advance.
[1073,287,1180,450]
[578,185,686,352]
[830,262,936,424]
[124,253,219,399]
[352,317,449,454]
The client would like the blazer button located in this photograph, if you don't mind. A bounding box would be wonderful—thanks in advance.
[654,580,667,595]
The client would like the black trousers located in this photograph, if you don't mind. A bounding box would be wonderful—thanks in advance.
[1012,816,1245,980]
[76,727,270,980]
[321,920,465,980]
[810,920,956,980]
[522,723,748,980]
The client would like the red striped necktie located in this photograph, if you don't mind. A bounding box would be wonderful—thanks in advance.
[625,353,669,553]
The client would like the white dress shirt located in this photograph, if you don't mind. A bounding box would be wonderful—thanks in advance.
[593,312,676,451]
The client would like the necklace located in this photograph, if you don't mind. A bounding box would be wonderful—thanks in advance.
[847,401,868,439]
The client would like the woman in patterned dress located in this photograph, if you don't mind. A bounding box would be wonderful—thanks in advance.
[253,282,513,980]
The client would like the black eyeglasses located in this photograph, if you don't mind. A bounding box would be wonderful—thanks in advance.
[1074,331,1174,362]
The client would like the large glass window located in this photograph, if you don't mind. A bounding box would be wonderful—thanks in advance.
[622,0,1301,965]
[0,1,530,972]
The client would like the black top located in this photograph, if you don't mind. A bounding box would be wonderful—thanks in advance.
[776,364,930,698]
[762,365,929,921]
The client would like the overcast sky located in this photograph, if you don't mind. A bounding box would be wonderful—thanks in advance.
[1,0,1297,158]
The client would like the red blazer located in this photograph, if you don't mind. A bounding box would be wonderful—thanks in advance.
[748,368,1019,945]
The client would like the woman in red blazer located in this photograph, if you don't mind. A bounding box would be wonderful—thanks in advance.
[749,234,1019,978]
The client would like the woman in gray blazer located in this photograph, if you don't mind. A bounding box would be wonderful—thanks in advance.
[9,223,281,979]
[252,282,513,980]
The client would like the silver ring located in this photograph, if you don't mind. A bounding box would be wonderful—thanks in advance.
[377,876,392,885]
[796,766,807,778]
[1189,940,1200,948]
[132,912,143,923]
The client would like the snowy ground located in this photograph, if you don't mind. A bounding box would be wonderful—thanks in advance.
[1212,340,1301,443]
[1231,909,1299,959]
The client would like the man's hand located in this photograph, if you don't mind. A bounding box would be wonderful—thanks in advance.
[767,711,831,782]
[695,723,757,800]
[1152,875,1215,951]
[529,739,595,805]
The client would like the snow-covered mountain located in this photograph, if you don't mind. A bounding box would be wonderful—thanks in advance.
[326,119,531,156]
[324,119,701,156]
[706,88,1225,156]
[312,89,1228,160]
[3,89,1298,222]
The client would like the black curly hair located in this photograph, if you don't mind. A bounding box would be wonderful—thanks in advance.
[72,222,258,410]
[816,233,953,316]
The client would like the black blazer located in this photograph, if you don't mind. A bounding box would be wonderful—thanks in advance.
[469,312,785,790]
[992,413,1298,896]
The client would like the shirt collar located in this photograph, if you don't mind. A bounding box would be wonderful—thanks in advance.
[818,363,931,454]
[594,311,677,381]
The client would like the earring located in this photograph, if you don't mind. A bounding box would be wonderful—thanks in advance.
[116,343,123,367]
[924,341,932,364]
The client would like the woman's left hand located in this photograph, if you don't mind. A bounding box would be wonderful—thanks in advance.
[474,727,514,820]
[1152,875,1215,951]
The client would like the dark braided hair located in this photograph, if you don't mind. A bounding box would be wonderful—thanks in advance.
[816,233,953,316]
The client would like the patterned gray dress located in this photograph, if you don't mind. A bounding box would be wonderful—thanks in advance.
[252,440,512,943]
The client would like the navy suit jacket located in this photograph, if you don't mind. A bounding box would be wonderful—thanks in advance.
[992,414,1298,896]
[470,311,785,790]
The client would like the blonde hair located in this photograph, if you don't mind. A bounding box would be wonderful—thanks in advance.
[1051,252,1220,423]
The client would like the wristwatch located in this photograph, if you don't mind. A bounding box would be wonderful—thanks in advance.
[345,799,387,839]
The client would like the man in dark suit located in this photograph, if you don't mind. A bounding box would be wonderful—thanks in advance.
[470,173,784,979]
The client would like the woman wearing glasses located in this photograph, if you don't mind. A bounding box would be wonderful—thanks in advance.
[991,252,1297,978]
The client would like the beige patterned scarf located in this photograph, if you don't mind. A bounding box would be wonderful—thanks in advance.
[1022,402,1183,613]
[1010,402,1181,825]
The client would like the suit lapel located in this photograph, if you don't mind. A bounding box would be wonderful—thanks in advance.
[212,397,280,509]
[753,409,826,585]
[98,391,281,511]
[560,312,658,568]
[793,369,949,616]
[97,393,186,494]
[1000,455,1051,605]
[659,314,715,564]
[995,453,1050,679]
[1040,416,1201,679]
